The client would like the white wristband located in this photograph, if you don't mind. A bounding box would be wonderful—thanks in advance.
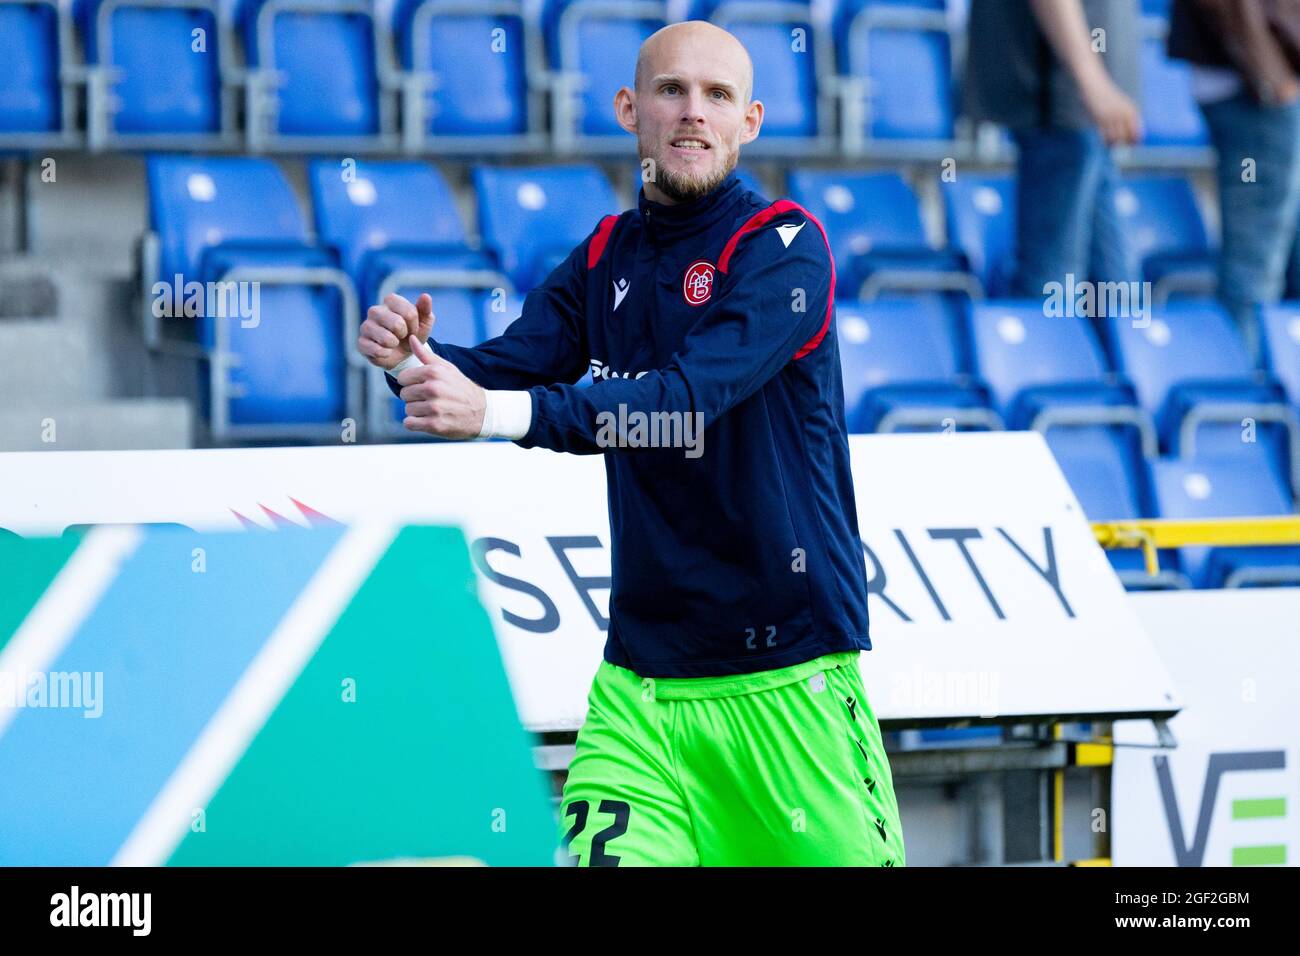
[386,352,423,377]
[478,390,533,440]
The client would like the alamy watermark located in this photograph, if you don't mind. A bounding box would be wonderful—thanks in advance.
[152,274,261,328]
[889,665,1001,718]
[0,669,104,718]
[595,403,704,459]
[1042,273,1153,327]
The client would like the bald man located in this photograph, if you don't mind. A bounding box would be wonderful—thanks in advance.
[358,21,904,867]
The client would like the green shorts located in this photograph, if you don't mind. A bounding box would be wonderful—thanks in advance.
[558,651,905,866]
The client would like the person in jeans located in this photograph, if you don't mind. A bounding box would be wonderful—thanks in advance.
[965,0,1142,299]
[1170,0,1300,358]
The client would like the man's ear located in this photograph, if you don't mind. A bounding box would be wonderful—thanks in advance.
[614,86,638,134]
[739,99,763,145]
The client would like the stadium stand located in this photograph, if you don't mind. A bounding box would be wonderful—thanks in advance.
[0,0,77,146]
[1260,303,1300,411]
[142,155,364,440]
[837,296,998,434]
[471,163,619,292]
[1044,424,1183,588]
[941,172,1016,299]
[1,0,1296,592]
[830,0,956,157]
[307,158,508,434]
[1107,301,1299,497]
[237,0,395,151]
[968,301,1151,438]
[390,0,545,152]
[692,0,835,155]
[544,0,669,152]
[74,0,234,149]
[786,169,975,300]
[1112,176,1216,305]
[1149,457,1300,588]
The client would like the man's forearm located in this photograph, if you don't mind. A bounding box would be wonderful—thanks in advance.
[1029,0,1111,87]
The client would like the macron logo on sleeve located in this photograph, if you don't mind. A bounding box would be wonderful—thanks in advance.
[716,200,836,360]
[775,222,805,248]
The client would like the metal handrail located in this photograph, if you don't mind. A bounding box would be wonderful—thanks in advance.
[1029,404,1160,460]
[1093,516,1300,576]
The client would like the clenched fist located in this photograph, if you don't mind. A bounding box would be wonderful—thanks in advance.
[357,292,437,370]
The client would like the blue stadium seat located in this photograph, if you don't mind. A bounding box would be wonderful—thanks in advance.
[942,173,1016,298]
[483,289,524,341]
[837,296,998,433]
[1113,177,1215,302]
[0,0,64,136]
[1138,36,1208,148]
[703,0,829,149]
[74,0,226,144]
[968,301,1137,430]
[307,159,498,303]
[1149,457,1300,588]
[542,0,667,146]
[1108,301,1296,489]
[788,169,970,299]
[308,158,510,436]
[391,0,537,148]
[833,0,954,149]
[473,164,619,292]
[1045,425,1180,587]
[236,0,387,147]
[146,155,360,435]
[1261,303,1300,408]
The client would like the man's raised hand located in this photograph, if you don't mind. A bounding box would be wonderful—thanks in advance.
[357,292,437,370]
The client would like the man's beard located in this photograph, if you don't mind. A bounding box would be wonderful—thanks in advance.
[645,139,736,203]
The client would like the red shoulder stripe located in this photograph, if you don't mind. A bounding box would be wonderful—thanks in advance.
[717,199,800,274]
[717,200,836,360]
[586,214,620,269]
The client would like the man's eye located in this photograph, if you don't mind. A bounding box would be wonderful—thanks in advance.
[663,85,679,95]
[712,90,727,99]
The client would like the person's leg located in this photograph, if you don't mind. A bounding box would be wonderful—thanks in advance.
[1201,92,1300,359]
[558,661,698,866]
[1088,149,1139,287]
[678,655,906,866]
[1011,126,1106,298]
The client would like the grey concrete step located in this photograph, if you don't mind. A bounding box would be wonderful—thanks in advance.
[0,398,193,451]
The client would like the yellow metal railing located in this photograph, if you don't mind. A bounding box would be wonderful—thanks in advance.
[1092,516,1300,576]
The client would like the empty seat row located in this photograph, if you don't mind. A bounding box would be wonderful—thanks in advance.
[141,156,1251,449]
[771,168,1216,305]
[940,172,1217,302]
[1051,430,1300,590]
[834,291,1300,587]
[143,155,620,439]
[0,0,1210,159]
[836,297,1300,495]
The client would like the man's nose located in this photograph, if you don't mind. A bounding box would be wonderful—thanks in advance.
[680,89,708,124]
